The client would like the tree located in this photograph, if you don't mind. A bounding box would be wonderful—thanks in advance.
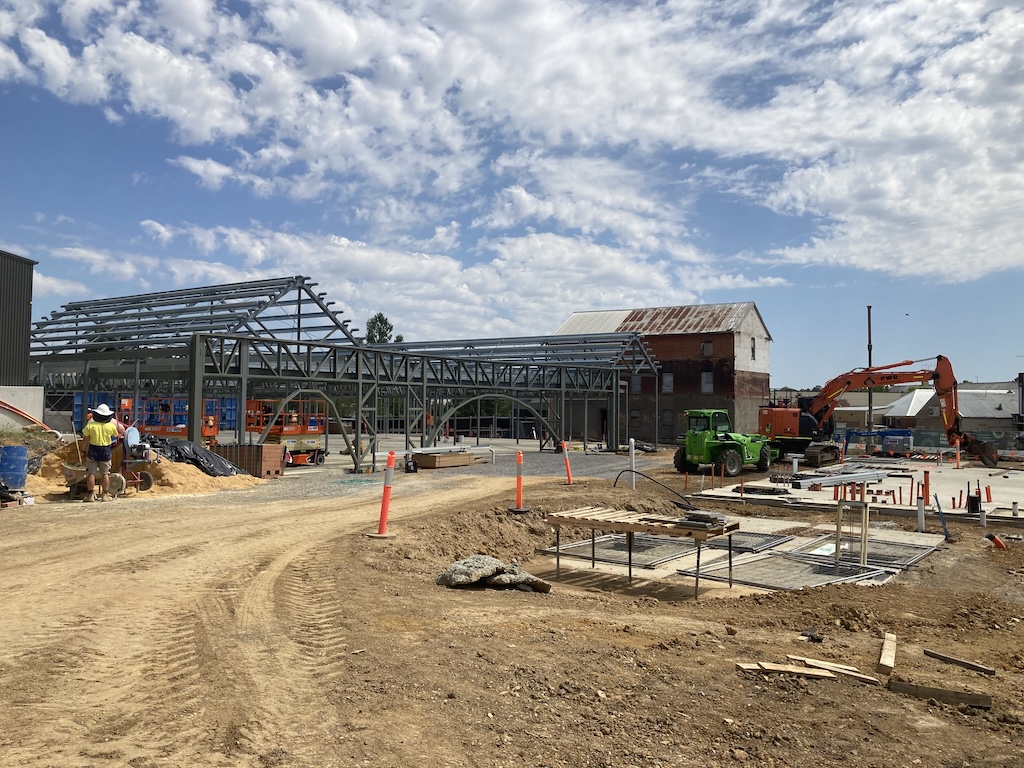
[364,313,403,344]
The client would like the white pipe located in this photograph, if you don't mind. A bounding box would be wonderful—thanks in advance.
[628,438,636,491]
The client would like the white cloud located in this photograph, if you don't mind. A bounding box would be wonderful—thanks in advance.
[145,223,782,342]
[154,0,214,49]
[171,155,235,190]
[52,246,159,281]
[105,29,248,143]
[0,40,27,79]
[6,0,1024,299]
[18,27,75,92]
[33,271,84,298]
[140,219,176,245]
[59,0,116,39]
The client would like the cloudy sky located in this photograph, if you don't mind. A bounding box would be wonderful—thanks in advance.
[2,0,1022,387]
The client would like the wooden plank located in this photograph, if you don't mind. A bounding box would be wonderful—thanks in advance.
[787,656,880,685]
[877,632,897,675]
[545,508,735,542]
[786,654,859,672]
[736,662,761,671]
[923,649,997,676]
[757,662,835,679]
[887,679,992,709]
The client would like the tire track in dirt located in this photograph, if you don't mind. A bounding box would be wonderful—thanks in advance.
[0,616,104,765]
[0,475,505,767]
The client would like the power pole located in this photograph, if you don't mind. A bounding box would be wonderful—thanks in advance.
[867,305,874,449]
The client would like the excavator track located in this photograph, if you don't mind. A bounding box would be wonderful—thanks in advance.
[803,443,841,467]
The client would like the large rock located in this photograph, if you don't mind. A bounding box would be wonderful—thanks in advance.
[436,555,551,593]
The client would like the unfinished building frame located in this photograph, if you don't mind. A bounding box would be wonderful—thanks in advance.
[29,276,661,471]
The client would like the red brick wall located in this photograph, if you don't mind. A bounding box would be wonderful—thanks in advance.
[643,333,736,397]
[622,332,769,436]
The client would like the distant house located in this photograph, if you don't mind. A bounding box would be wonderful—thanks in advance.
[555,303,771,441]
[884,385,1019,450]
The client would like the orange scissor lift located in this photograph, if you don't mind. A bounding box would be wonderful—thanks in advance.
[118,398,220,441]
[245,399,328,466]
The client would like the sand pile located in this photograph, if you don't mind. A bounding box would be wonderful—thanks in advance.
[25,441,264,502]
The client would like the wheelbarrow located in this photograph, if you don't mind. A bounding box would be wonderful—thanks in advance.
[63,461,93,501]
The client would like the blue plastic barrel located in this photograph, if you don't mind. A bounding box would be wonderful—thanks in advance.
[0,445,29,490]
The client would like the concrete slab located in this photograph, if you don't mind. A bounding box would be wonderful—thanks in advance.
[807,523,945,548]
[694,459,1024,527]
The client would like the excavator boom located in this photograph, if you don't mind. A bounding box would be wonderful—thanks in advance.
[761,355,998,467]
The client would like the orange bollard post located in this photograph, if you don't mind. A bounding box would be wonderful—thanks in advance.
[985,485,992,503]
[958,489,964,509]
[833,485,839,501]
[899,487,903,505]
[509,451,530,514]
[923,471,930,505]
[740,478,744,501]
[562,441,573,485]
[367,451,397,538]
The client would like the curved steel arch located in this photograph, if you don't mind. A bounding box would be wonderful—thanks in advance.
[425,394,560,447]
[257,388,362,468]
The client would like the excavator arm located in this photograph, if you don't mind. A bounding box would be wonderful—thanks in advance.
[803,355,997,467]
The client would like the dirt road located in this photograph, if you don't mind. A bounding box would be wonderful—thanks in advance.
[2,458,1023,768]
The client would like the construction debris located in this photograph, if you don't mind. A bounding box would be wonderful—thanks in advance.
[755,662,835,679]
[887,679,993,709]
[923,649,997,676]
[436,554,551,593]
[786,655,881,685]
[877,632,897,675]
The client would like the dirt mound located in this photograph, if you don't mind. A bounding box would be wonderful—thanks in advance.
[24,440,264,500]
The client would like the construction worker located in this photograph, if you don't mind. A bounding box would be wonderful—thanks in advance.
[80,404,119,502]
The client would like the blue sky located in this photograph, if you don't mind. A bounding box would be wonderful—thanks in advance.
[2,0,1023,388]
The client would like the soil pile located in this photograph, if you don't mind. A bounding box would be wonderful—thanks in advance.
[24,440,264,500]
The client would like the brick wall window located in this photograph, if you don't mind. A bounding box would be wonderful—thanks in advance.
[661,372,673,394]
[701,371,713,393]
[701,341,713,357]
[751,337,756,360]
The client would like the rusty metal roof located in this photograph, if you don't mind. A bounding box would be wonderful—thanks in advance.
[555,302,770,338]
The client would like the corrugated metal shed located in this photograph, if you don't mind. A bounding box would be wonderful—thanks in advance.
[555,302,770,338]
[956,390,1016,419]
[0,249,37,386]
[884,388,1016,420]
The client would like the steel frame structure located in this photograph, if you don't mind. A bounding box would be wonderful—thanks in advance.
[30,277,661,472]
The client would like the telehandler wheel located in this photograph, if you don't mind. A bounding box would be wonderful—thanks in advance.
[756,445,771,472]
[716,448,743,477]
[673,447,699,474]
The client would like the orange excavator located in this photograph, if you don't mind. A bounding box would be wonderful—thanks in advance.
[759,355,999,468]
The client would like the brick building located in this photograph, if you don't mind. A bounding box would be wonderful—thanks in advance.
[555,303,772,442]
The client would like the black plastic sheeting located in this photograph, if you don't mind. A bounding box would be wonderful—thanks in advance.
[148,438,248,477]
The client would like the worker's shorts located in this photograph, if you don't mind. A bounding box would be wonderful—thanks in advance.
[86,458,111,476]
